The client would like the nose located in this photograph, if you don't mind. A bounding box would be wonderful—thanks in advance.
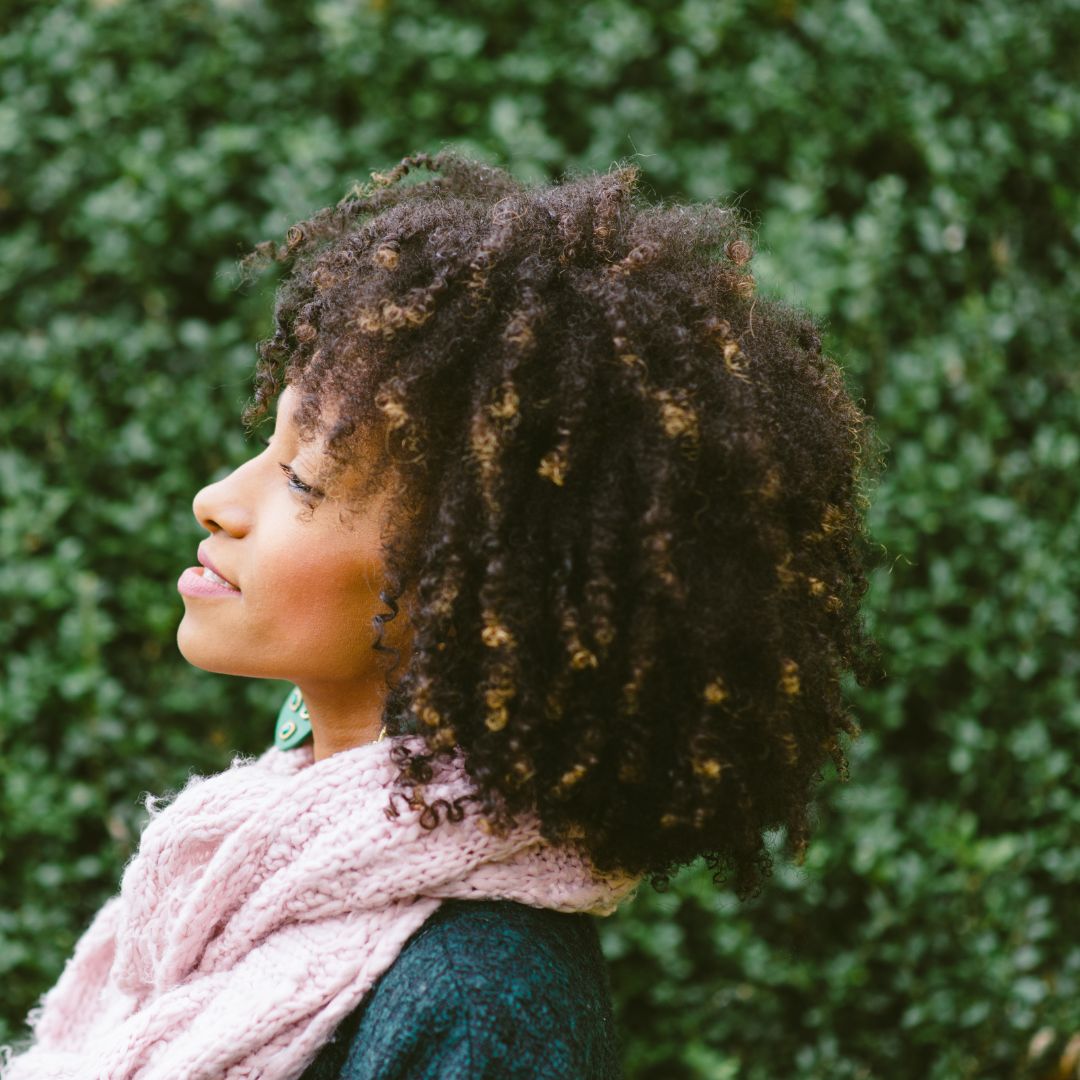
[192,466,251,537]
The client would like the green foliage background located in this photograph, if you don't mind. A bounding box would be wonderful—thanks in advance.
[1,0,1078,1076]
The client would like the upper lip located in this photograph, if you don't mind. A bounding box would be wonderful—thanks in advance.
[197,542,240,589]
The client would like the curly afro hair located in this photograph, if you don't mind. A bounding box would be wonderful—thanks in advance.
[237,148,886,901]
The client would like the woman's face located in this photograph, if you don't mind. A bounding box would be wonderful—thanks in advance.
[177,385,410,688]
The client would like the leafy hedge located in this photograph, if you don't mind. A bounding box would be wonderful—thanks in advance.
[1,0,1077,1076]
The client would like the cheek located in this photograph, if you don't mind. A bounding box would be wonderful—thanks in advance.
[264,543,381,659]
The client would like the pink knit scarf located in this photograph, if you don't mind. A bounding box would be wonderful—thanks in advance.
[0,734,642,1080]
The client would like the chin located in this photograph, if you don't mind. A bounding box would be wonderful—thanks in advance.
[176,621,236,675]
[176,621,286,680]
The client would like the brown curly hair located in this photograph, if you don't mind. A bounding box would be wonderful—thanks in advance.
[237,148,885,900]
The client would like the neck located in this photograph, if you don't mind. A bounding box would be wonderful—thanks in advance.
[294,678,390,762]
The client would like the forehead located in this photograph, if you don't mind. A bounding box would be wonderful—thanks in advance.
[273,386,347,458]
[274,384,303,429]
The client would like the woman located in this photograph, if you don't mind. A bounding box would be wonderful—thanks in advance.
[0,149,883,1079]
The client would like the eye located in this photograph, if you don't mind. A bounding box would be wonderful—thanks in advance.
[258,436,321,500]
[279,463,317,497]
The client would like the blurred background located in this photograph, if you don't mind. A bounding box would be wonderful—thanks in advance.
[1,0,1077,1076]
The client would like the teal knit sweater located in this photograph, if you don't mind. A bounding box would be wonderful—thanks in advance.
[297,898,625,1079]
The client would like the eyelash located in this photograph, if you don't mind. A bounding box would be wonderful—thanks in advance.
[260,437,317,497]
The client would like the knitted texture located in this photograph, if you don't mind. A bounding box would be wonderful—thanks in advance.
[0,735,642,1080]
[300,898,625,1079]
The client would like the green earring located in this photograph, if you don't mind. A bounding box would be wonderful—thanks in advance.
[274,685,313,750]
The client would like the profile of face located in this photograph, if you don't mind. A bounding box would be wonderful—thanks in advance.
[177,385,411,745]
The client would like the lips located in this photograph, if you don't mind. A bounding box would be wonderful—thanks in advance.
[197,542,240,590]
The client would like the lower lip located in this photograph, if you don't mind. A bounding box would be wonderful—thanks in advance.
[178,566,242,598]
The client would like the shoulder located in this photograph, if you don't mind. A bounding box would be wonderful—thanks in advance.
[307,899,624,1080]
[404,895,610,997]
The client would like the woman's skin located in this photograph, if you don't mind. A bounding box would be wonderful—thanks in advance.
[177,384,413,762]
